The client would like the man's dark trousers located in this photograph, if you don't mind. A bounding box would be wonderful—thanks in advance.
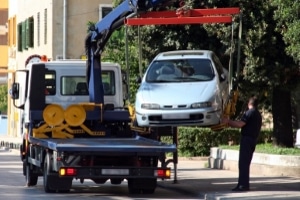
[238,136,256,188]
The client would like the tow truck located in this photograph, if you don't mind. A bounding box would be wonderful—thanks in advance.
[10,0,240,194]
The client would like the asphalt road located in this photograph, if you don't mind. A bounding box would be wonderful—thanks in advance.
[0,148,202,200]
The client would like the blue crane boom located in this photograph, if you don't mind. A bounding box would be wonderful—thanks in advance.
[85,0,169,104]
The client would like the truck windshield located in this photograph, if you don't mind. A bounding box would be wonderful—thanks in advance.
[146,59,215,83]
[61,71,115,96]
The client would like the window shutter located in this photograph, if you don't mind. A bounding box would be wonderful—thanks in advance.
[17,23,22,52]
[22,21,26,50]
[25,19,29,49]
[28,17,34,47]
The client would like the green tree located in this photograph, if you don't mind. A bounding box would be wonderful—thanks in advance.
[97,0,299,147]
[272,0,300,62]
[0,84,8,113]
[271,0,300,146]
[103,26,141,104]
[140,0,298,147]
[206,0,298,147]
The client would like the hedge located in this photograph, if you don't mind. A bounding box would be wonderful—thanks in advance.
[160,127,274,157]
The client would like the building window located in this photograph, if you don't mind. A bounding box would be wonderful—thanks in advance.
[37,12,40,46]
[44,9,47,45]
[99,4,112,19]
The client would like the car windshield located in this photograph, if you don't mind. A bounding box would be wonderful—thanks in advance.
[145,59,215,83]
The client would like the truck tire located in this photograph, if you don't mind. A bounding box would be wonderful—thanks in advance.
[127,179,140,194]
[25,162,38,186]
[128,178,157,194]
[43,152,72,193]
[20,144,25,161]
[22,159,26,176]
[43,153,56,193]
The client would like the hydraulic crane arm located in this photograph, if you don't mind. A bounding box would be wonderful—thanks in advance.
[85,0,171,104]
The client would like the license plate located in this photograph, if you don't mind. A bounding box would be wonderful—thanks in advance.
[101,169,129,175]
[162,114,189,119]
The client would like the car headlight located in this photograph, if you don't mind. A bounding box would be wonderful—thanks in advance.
[191,102,212,108]
[141,103,160,109]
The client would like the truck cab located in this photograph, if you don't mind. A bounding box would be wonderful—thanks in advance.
[11,60,127,127]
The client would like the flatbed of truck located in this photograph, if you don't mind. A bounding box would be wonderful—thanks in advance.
[29,136,176,154]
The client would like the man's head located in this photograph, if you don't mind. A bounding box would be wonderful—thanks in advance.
[248,96,259,108]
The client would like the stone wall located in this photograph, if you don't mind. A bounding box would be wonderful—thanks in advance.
[209,147,300,177]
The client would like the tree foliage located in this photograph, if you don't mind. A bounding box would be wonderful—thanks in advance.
[0,84,8,113]
[103,26,141,103]
[198,0,298,147]
[99,0,300,147]
[272,0,300,62]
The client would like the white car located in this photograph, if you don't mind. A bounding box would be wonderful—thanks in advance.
[134,50,229,127]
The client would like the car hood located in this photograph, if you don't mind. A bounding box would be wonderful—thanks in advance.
[137,81,216,104]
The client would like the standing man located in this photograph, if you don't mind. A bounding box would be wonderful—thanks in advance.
[222,96,262,191]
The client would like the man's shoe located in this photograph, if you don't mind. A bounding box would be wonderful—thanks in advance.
[232,185,250,192]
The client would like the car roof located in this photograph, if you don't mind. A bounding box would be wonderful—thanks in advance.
[153,50,213,60]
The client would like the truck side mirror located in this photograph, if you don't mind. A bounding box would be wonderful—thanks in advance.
[10,83,20,100]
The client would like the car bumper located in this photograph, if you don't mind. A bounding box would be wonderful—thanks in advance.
[135,108,221,127]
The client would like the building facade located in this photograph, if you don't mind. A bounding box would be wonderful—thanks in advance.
[0,0,8,84]
[7,0,112,136]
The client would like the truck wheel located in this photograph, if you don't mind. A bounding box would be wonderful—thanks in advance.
[22,159,26,176]
[127,179,141,194]
[43,153,55,193]
[142,178,156,194]
[23,155,38,186]
[43,153,72,193]
[26,163,38,186]
[20,144,25,161]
